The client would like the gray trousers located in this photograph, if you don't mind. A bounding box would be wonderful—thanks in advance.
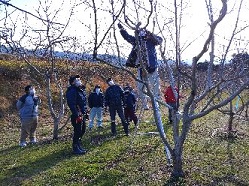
[20,117,38,143]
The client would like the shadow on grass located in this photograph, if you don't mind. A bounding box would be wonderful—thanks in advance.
[208,175,248,186]
[163,176,186,186]
[86,170,124,186]
[0,142,72,185]
[207,137,248,186]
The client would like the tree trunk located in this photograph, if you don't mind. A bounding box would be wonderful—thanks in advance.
[53,118,60,140]
[171,147,184,178]
[228,101,235,137]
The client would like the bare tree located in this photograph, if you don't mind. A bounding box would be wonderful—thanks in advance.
[1,0,248,180]
[0,0,78,139]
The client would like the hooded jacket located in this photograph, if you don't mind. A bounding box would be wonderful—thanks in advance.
[16,94,40,119]
[120,29,162,73]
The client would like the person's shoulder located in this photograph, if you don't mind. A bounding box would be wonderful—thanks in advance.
[115,84,123,89]
[66,86,77,94]
[130,92,136,96]
[19,94,29,102]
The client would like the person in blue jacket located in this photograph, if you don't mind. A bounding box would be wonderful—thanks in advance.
[88,85,104,130]
[105,78,129,136]
[118,23,163,109]
[66,75,87,155]
[16,85,41,147]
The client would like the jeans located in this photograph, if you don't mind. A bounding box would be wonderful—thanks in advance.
[89,107,103,128]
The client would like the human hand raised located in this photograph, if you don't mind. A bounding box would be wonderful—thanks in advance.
[117,23,124,30]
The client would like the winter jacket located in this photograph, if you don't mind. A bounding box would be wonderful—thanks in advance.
[88,91,104,108]
[120,29,162,73]
[66,85,87,117]
[164,86,179,103]
[16,94,40,119]
[124,91,137,110]
[105,85,124,107]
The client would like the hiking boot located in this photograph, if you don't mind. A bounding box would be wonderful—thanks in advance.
[72,144,85,155]
[112,132,117,136]
[111,122,116,135]
[19,142,27,147]
[30,138,37,144]
[77,143,87,154]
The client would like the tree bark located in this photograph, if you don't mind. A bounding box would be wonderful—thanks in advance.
[53,118,60,140]
[172,146,184,178]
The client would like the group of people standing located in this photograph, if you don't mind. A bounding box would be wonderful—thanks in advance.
[16,23,180,156]
[65,75,138,154]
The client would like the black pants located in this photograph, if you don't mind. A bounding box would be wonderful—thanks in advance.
[71,115,86,144]
[124,107,138,125]
[109,105,128,134]
[167,102,177,122]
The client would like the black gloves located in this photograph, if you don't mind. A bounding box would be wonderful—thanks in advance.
[118,23,124,30]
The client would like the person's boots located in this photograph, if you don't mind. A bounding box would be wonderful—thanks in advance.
[111,122,117,136]
[123,122,129,136]
[81,120,86,136]
[77,141,87,154]
[72,144,84,155]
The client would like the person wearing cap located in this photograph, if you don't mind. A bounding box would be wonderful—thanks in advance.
[105,78,129,136]
[66,75,87,155]
[16,85,41,147]
[88,85,104,130]
[123,86,138,127]
[117,23,163,109]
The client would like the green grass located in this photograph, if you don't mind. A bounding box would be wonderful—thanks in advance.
[0,111,248,186]
[0,58,248,185]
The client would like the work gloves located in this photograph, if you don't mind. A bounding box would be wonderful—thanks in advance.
[118,23,124,30]
[76,116,82,124]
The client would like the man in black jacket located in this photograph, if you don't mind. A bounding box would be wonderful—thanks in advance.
[105,78,129,136]
[66,75,87,155]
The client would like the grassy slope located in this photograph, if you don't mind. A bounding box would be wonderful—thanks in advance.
[0,60,248,186]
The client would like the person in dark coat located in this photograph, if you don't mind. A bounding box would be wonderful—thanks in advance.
[88,85,104,130]
[66,75,87,155]
[105,78,129,136]
[123,86,138,126]
[118,23,163,109]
